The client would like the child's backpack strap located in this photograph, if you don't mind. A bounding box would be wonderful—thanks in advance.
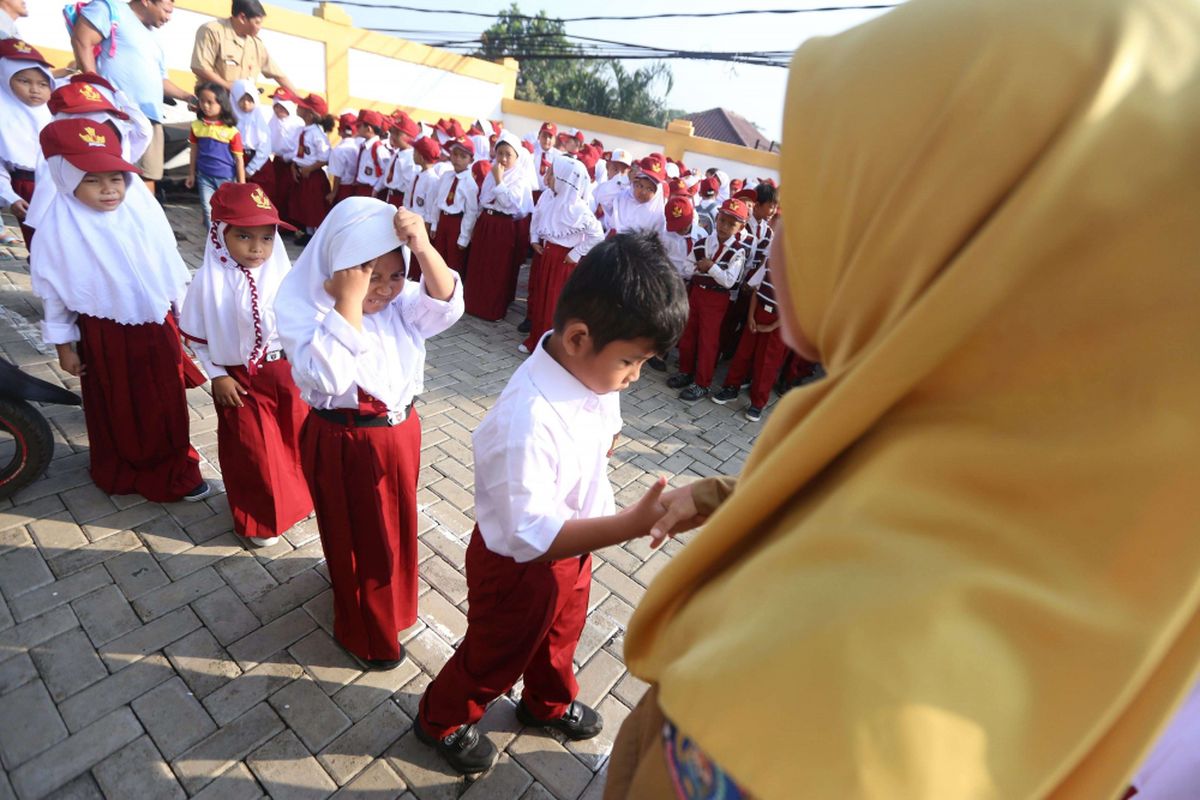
[62,0,120,58]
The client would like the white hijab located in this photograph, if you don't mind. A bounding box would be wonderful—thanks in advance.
[533,156,595,242]
[714,169,731,202]
[231,79,272,156]
[0,59,52,169]
[269,100,302,158]
[609,177,666,235]
[480,130,535,216]
[179,220,291,369]
[275,197,411,403]
[29,157,190,326]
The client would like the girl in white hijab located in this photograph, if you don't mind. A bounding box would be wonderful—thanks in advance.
[30,118,213,504]
[522,156,603,352]
[0,40,53,247]
[463,130,535,321]
[274,197,464,671]
[231,78,274,192]
[268,92,304,226]
[608,156,667,238]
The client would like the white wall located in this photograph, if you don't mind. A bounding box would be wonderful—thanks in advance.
[684,150,779,185]
[348,49,504,120]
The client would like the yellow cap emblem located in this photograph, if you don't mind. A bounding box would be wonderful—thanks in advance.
[251,187,273,210]
[12,40,31,54]
[78,84,103,102]
[79,126,106,147]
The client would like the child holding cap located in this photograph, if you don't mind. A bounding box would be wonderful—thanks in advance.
[274,198,464,670]
[667,197,750,402]
[187,81,245,232]
[30,118,216,503]
[431,137,480,274]
[291,93,334,243]
[180,182,313,546]
[0,39,53,248]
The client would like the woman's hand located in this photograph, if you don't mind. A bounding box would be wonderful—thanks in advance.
[212,376,247,408]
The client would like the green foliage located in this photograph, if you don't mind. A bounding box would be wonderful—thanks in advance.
[476,4,684,128]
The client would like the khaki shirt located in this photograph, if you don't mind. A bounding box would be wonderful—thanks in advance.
[191,17,282,84]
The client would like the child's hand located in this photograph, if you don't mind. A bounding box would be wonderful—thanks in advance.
[622,476,671,547]
[531,242,544,255]
[696,258,714,274]
[57,345,84,377]
[394,208,431,255]
[748,316,758,334]
[326,190,336,205]
[10,199,29,220]
[185,175,195,189]
[325,265,373,305]
[212,376,247,408]
[607,432,619,458]
[648,483,709,548]
[491,161,506,180]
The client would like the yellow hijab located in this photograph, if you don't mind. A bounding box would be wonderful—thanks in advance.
[623,0,1200,797]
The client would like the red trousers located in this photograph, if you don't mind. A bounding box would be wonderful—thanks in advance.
[247,164,275,202]
[722,305,789,408]
[419,528,592,738]
[291,169,331,228]
[523,242,573,351]
[464,211,518,321]
[676,283,731,388]
[719,290,751,358]
[11,176,34,249]
[77,314,202,501]
[432,212,466,274]
[301,409,421,661]
[216,361,312,539]
[269,157,297,225]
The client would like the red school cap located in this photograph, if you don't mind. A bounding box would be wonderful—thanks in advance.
[664,196,694,233]
[667,177,693,198]
[733,188,758,204]
[0,38,51,66]
[539,121,557,137]
[271,86,298,103]
[698,176,719,197]
[729,178,745,194]
[412,136,441,163]
[40,118,139,174]
[443,119,465,139]
[471,159,491,190]
[49,81,129,120]
[718,197,750,222]
[521,139,535,154]
[70,72,117,94]
[358,109,385,129]
[447,137,474,157]
[209,182,297,231]
[298,93,328,116]
[635,156,665,183]
[391,110,419,138]
[338,112,357,130]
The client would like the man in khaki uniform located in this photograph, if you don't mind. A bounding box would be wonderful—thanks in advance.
[190,0,299,96]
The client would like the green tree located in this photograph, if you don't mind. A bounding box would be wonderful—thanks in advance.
[475,4,682,128]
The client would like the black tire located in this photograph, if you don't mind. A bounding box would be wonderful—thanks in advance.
[0,397,55,500]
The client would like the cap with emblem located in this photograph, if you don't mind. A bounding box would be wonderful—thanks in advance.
[412,137,441,163]
[717,197,750,222]
[447,137,475,157]
[539,121,557,137]
[391,110,420,138]
[39,118,139,174]
[209,181,297,231]
[635,156,666,183]
[49,82,130,120]
[0,38,51,66]
[358,109,385,129]
[665,196,694,233]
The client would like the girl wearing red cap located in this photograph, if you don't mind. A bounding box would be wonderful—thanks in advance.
[375,113,417,208]
[31,118,216,503]
[186,82,245,232]
[291,94,334,244]
[275,198,464,670]
[180,182,313,546]
[464,130,535,321]
[0,39,52,248]
[351,110,388,199]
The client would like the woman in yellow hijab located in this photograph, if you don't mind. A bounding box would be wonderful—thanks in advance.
[605,0,1200,796]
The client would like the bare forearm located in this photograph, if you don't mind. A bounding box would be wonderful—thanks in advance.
[71,22,99,73]
[235,155,245,183]
[411,244,455,300]
[535,512,644,563]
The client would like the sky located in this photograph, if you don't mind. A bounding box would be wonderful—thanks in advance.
[262,0,902,141]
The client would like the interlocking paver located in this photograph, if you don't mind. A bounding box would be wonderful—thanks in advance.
[564,695,630,772]
[248,729,339,799]
[172,702,284,794]
[98,606,202,672]
[0,651,36,695]
[8,706,141,800]
[132,675,219,760]
[508,732,593,800]
[573,650,625,710]
[47,529,141,579]
[72,583,142,646]
[191,584,262,646]
[384,731,465,800]
[215,550,279,601]
[58,653,174,732]
[132,566,225,622]
[289,629,363,695]
[318,699,409,786]
[269,676,352,753]
[105,547,170,600]
[0,679,68,769]
[332,658,420,722]
[9,564,110,623]
[0,605,77,663]
[329,758,408,799]
[227,606,317,668]
[164,627,243,698]
[0,543,54,599]
[459,754,533,800]
[92,735,186,800]
[248,568,329,623]
[187,761,263,800]
[30,628,107,702]
[203,656,305,726]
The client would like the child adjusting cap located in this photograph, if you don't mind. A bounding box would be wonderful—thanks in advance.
[0,38,51,66]
[40,118,139,173]
[209,181,297,231]
[49,81,129,119]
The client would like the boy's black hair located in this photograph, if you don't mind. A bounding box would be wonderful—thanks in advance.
[318,114,335,132]
[755,182,778,205]
[195,82,237,127]
[553,231,689,356]
[358,122,383,137]
[232,0,266,18]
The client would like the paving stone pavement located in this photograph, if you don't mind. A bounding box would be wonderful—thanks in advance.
[0,194,780,799]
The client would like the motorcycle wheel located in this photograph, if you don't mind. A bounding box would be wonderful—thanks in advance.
[0,396,55,500]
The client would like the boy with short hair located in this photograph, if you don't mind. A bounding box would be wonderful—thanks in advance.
[415,231,689,774]
[351,109,387,197]
[668,197,750,401]
[431,137,479,273]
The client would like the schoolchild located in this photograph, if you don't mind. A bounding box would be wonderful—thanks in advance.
[231,79,275,198]
[430,137,479,275]
[267,91,303,222]
[351,109,388,197]
[521,156,603,353]
[407,136,444,231]
[592,147,631,230]
[415,231,689,774]
[0,38,52,248]
[533,121,557,200]
[179,182,313,545]
[606,156,666,238]
[667,197,750,402]
[275,197,464,669]
[30,118,216,502]
[186,82,245,232]
[694,175,720,234]
[463,131,535,321]
[290,93,333,242]
[325,112,359,206]
[467,118,491,160]
[719,183,778,358]
[376,111,419,207]
[710,259,787,422]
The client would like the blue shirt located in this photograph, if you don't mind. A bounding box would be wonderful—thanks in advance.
[79,1,167,122]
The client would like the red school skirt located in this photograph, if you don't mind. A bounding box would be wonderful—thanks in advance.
[247,163,275,201]
[216,359,312,539]
[463,210,518,321]
[523,242,574,351]
[290,169,331,229]
[300,406,422,662]
[76,314,203,502]
[10,173,35,250]
[432,212,466,273]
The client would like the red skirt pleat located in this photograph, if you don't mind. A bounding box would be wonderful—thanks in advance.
[523,242,572,351]
[383,188,405,208]
[291,169,331,228]
[76,314,202,501]
[510,214,532,306]
[463,212,518,321]
[350,184,375,198]
[247,164,275,201]
[432,213,466,273]
[300,409,422,661]
[11,177,34,249]
[216,361,313,539]
[269,157,298,225]
[334,184,359,206]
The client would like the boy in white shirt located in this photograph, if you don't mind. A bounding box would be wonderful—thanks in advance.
[431,137,479,274]
[415,231,689,774]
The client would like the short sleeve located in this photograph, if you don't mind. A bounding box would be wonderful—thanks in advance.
[190,22,219,72]
[230,131,243,154]
[188,122,198,144]
[78,1,113,39]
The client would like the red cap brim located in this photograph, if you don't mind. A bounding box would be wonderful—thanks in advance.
[62,150,141,175]
[215,212,297,232]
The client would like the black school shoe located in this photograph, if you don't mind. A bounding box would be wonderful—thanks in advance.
[414,719,498,774]
[666,372,693,389]
[337,640,407,672]
[647,356,667,372]
[678,384,708,403]
[517,317,532,333]
[516,699,604,740]
[711,386,739,405]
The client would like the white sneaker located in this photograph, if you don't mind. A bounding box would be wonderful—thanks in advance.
[517,343,530,354]
[248,536,281,548]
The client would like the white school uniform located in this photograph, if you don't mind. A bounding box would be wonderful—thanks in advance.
[478,134,535,218]
[327,135,360,188]
[269,104,303,162]
[530,157,603,261]
[231,79,271,178]
[353,135,388,188]
[0,58,51,209]
[294,123,330,169]
[607,184,667,238]
[275,198,465,414]
[592,173,629,231]
[409,163,448,226]
[433,166,480,247]
[472,334,621,563]
[663,228,701,281]
[377,145,414,196]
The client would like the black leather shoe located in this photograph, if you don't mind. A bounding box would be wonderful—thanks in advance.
[338,641,406,672]
[517,317,532,333]
[414,719,498,774]
[678,384,708,403]
[647,356,667,372]
[666,372,693,389]
[516,700,604,741]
